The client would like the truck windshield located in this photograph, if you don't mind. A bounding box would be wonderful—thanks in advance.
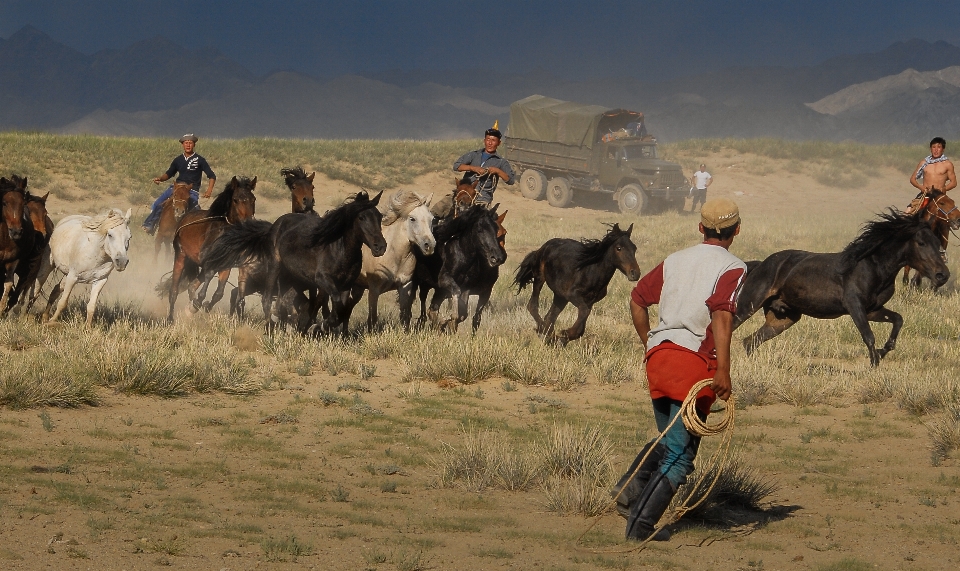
[623,145,657,160]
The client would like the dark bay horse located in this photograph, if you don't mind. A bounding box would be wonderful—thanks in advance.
[404,204,507,333]
[262,191,386,333]
[514,223,641,346]
[734,210,949,366]
[901,189,960,289]
[154,181,194,262]
[0,176,28,312]
[8,189,52,314]
[168,176,257,321]
[200,167,317,318]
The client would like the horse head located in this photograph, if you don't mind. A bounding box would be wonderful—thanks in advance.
[387,189,436,256]
[455,178,479,208]
[356,190,387,257]
[906,216,950,287]
[25,192,50,239]
[215,176,257,224]
[472,204,507,268]
[608,223,641,281]
[172,181,192,220]
[282,166,316,213]
[101,208,132,272]
[0,176,26,240]
[926,189,960,231]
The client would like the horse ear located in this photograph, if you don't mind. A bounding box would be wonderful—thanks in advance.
[124,208,132,222]
[371,190,384,206]
[251,176,258,188]
[308,172,316,183]
[41,192,49,202]
[425,192,434,207]
[626,223,634,236]
[490,203,500,213]
[497,210,507,223]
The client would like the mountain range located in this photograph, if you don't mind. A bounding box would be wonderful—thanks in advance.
[3,25,960,143]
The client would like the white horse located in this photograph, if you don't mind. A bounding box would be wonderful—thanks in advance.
[29,208,132,325]
[343,189,435,331]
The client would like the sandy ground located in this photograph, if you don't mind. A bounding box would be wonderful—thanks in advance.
[1,153,958,571]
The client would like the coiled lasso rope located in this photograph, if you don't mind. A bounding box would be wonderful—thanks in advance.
[575,378,735,553]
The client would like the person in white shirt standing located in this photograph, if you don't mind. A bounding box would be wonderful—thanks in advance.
[690,164,712,212]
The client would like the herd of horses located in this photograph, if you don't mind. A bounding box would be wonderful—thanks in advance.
[1,167,958,367]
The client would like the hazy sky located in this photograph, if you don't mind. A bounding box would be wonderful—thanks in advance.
[3,0,959,81]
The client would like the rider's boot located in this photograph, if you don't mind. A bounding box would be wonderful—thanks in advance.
[611,442,665,519]
[625,471,676,542]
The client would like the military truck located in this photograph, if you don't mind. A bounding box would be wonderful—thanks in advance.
[500,95,688,214]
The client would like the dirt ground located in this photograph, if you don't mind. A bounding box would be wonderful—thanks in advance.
[1,152,958,571]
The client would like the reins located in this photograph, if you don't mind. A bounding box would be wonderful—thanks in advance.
[575,379,735,554]
[173,215,228,237]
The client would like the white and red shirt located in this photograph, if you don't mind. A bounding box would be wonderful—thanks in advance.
[631,243,746,361]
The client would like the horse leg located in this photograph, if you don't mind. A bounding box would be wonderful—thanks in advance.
[526,277,547,333]
[84,278,108,326]
[168,252,187,322]
[154,236,162,263]
[398,281,415,333]
[556,302,594,346]
[47,272,79,323]
[203,269,231,311]
[867,307,904,359]
[0,262,18,315]
[430,280,458,331]
[472,288,492,333]
[26,252,53,314]
[445,291,469,334]
[363,286,380,333]
[415,284,430,330]
[742,303,802,355]
[41,281,62,322]
[901,266,912,287]
[844,296,884,366]
[541,294,569,342]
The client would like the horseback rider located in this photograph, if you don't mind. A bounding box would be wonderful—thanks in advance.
[453,121,515,206]
[142,134,217,234]
[906,137,957,258]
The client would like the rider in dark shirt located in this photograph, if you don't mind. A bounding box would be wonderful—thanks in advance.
[453,122,515,205]
[142,134,216,234]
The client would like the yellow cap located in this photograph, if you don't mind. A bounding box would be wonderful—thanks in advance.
[700,198,740,231]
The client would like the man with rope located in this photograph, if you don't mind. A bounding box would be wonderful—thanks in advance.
[142,134,217,234]
[453,121,515,207]
[906,137,956,258]
[618,197,746,542]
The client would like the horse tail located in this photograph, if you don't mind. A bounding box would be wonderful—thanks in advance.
[513,247,543,292]
[200,219,274,273]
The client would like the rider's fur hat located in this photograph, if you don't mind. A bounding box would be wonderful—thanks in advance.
[701,198,740,231]
[485,120,502,140]
[179,133,199,143]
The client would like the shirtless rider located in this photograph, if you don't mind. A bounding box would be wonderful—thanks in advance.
[907,137,956,259]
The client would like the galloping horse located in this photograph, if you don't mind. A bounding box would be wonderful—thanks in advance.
[261,191,386,334]
[168,176,257,321]
[0,176,28,312]
[198,167,317,319]
[734,210,949,366]
[900,188,960,289]
[8,189,52,314]
[39,208,132,325]
[154,181,193,262]
[403,204,507,333]
[339,189,435,332]
[514,223,641,346]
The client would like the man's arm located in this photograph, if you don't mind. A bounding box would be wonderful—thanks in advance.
[710,310,734,401]
[630,299,651,351]
[945,161,957,192]
[454,151,487,176]
[152,173,169,185]
[705,174,713,188]
[910,160,927,191]
[204,178,216,199]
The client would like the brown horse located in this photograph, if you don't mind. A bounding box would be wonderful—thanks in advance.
[0,176,27,311]
[283,166,316,214]
[901,188,960,289]
[454,177,479,215]
[168,176,257,322]
[154,181,194,262]
[7,190,52,314]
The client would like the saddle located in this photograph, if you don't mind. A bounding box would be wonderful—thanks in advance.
[904,193,928,215]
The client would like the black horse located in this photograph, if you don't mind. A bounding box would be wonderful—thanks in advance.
[405,204,507,333]
[199,218,274,319]
[734,210,949,366]
[262,191,386,333]
[514,223,641,346]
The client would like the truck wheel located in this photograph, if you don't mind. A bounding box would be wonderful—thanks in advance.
[546,177,573,208]
[617,184,648,215]
[520,169,546,200]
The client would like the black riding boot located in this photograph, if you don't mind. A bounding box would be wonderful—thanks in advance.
[625,471,676,542]
[610,442,665,518]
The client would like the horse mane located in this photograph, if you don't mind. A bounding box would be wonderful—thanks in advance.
[381,189,427,226]
[310,191,379,246]
[281,166,311,189]
[82,208,127,234]
[209,176,255,217]
[434,204,490,243]
[576,224,630,269]
[837,209,925,274]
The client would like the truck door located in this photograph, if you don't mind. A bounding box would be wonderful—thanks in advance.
[598,144,622,190]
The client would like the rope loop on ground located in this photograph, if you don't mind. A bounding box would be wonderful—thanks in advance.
[575,378,735,554]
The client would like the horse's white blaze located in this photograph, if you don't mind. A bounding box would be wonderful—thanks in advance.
[40,208,132,325]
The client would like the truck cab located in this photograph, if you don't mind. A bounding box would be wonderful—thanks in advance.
[600,141,688,214]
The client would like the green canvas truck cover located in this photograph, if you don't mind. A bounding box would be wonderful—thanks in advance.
[506,95,643,149]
